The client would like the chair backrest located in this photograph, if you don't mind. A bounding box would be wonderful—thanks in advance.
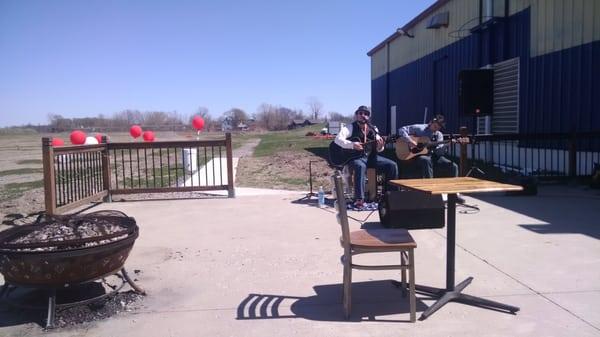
[333,171,351,254]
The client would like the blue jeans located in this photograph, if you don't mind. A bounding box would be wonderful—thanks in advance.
[348,155,398,200]
[415,155,458,178]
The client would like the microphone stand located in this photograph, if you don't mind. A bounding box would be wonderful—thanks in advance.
[465,117,485,177]
[364,119,389,203]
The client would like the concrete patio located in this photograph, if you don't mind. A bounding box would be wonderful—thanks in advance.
[1,184,600,336]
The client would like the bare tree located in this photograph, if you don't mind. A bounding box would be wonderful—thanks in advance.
[255,104,306,131]
[328,111,353,123]
[306,96,323,121]
[223,108,248,129]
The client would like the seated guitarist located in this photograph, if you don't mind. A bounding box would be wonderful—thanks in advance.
[334,105,398,209]
[398,115,463,200]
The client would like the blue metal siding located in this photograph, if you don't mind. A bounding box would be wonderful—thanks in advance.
[524,39,600,133]
[372,7,600,135]
[379,29,481,133]
[371,75,387,133]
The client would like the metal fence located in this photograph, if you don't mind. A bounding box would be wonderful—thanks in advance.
[42,133,234,214]
[448,131,600,179]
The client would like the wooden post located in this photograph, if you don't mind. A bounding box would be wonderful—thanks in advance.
[459,126,468,177]
[225,133,235,198]
[101,136,112,202]
[42,137,57,215]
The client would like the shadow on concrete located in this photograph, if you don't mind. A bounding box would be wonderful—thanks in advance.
[111,194,228,203]
[237,280,427,323]
[0,282,107,328]
[304,147,330,162]
[472,185,600,240]
[0,297,45,328]
[289,196,338,209]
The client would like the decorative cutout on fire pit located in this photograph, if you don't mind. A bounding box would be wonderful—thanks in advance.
[0,210,139,287]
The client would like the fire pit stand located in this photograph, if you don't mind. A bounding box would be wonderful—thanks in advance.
[0,267,145,328]
[0,210,146,328]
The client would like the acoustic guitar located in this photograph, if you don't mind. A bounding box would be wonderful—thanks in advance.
[395,135,469,161]
[328,135,398,167]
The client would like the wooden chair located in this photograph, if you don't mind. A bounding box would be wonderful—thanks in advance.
[332,171,417,322]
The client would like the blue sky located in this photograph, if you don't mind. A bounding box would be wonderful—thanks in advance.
[0,0,434,127]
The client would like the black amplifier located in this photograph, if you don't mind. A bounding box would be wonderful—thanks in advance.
[378,191,445,229]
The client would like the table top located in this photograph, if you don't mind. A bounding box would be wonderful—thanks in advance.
[388,177,523,195]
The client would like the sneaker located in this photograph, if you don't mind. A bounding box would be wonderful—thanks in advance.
[347,199,379,211]
[353,199,365,209]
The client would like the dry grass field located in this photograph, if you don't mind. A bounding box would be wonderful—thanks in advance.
[0,127,333,223]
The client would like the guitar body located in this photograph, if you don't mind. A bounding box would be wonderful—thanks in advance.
[328,141,366,167]
[395,136,431,161]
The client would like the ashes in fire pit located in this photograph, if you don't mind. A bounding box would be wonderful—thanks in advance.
[8,216,129,251]
[1,210,135,253]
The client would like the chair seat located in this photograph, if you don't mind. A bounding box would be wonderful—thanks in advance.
[341,229,417,251]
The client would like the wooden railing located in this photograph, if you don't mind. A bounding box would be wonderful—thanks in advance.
[42,139,109,215]
[42,133,234,214]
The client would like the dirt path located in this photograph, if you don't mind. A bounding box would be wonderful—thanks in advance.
[234,138,260,158]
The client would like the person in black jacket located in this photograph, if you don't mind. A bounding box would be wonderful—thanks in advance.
[334,105,398,209]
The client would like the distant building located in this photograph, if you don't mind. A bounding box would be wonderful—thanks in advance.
[287,119,316,130]
[327,121,343,135]
[237,122,249,131]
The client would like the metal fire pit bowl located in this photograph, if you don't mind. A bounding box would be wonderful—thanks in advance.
[0,210,145,328]
[0,210,139,287]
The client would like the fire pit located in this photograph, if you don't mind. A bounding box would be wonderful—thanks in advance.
[0,210,145,328]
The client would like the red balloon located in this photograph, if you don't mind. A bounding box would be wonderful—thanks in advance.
[142,131,155,142]
[95,133,104,143]
[130,125,143,138]
[51,138,65,146]
[192,116,205,130]
[70,130,87,145]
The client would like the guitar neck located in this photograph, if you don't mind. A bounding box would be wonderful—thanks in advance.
[426,139,451,146]
[352,135,396,146]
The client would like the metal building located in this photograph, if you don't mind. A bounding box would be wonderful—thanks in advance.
[368,0,600,136]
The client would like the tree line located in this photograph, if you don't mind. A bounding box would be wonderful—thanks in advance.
[5,98,354,132]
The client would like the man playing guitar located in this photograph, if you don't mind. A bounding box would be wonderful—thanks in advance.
[397,114,465,203]
[334,105,398,209]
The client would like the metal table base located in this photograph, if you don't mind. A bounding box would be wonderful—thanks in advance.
[394,193,519,320]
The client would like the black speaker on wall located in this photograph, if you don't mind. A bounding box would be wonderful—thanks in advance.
[378,191,445,229]
[458,69,493,116]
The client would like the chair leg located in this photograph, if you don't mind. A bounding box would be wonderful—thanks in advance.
[400,251,407,297]
[408,249,416,323]
[342,260,352,319]
[366,168,377,201]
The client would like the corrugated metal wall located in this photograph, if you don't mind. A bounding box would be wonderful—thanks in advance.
[370,0,600,135]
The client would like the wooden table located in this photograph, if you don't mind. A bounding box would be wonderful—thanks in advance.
[388,177,523,320]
